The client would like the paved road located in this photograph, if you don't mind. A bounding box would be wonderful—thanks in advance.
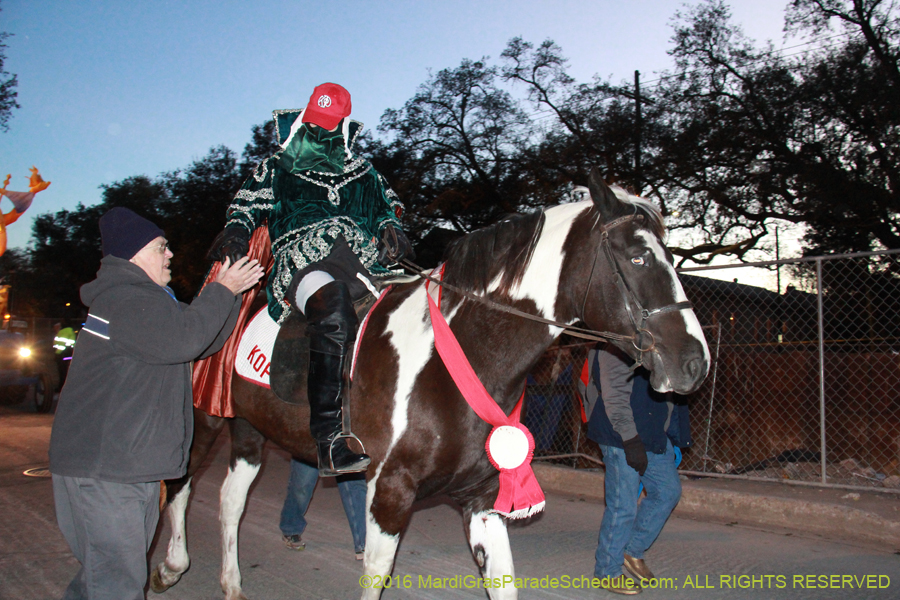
[1,400,897,600]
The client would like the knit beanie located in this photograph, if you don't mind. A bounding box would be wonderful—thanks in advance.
[99,207,165,260]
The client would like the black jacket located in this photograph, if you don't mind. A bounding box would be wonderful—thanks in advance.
[585,345,692,454]
[49,256,240,483]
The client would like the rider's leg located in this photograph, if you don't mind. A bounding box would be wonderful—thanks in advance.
[294,274,370,476]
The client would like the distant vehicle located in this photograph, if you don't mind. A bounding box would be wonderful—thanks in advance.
[0,317,60,413]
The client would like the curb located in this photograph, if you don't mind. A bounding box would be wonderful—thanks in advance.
[533,463,900,547]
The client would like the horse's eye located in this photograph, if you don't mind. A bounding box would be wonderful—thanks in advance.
[631,256,646,266]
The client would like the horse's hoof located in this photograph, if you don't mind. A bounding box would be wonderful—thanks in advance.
[149,568,169,593]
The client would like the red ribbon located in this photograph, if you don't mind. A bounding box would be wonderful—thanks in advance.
[426,282,545,518]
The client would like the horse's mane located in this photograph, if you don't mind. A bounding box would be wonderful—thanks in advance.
[441,210,546,296]
[609,186,666,241]
[439,186,663,297]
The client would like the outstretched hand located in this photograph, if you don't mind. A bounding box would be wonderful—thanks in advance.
[214,256,264,295]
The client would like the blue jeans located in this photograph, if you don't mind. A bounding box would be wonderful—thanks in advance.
[594,440,681,578]
[279,459,366,553]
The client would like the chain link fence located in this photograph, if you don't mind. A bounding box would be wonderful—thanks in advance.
[524,249,900,492]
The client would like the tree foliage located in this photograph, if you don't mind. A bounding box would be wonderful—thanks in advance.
[650,0,900,262]
[493,0,900,264]
[9,0,900,317]
[0,1,20,132]
[376,59,532,237]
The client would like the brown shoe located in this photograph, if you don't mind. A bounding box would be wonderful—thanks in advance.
[623,554,654,581]
[596,575,642,595]
[282,534,306,551]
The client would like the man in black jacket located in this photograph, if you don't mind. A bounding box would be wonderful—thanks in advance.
[585,344,691,595]
[49,207,263,600]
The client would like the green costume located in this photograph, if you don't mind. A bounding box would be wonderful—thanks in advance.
[225,111,403,323]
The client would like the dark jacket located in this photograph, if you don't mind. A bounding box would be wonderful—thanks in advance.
[586,345,692,454]
[49,256,240,483]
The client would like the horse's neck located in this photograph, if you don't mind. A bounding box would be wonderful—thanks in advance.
[446,298,558,409]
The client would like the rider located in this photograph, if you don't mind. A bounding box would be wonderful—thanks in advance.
[209,82,413,476]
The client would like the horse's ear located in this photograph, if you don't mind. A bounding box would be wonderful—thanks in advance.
[588,167,622,217]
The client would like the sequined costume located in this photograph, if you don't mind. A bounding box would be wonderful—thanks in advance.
[225,112,402,323]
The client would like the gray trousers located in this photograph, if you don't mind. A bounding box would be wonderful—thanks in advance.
[52,474,160,600]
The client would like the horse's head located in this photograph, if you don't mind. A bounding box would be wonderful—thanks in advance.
[578,168,709,394]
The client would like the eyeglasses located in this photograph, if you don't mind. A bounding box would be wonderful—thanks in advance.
[148,242,171,254]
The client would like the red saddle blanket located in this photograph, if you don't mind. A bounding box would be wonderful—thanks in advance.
[192,227,273,418]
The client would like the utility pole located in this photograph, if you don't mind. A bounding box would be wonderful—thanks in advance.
[634,70,642,194]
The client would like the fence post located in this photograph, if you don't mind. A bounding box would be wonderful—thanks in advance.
[816,258,827,484]
[702,325,722,472]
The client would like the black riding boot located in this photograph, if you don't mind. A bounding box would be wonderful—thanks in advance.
[303,280,370,476]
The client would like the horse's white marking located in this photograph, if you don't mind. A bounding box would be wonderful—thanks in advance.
[361,281,464,598]
[383,284,455,449]
[218,459,260,600]
[467,510,517,599]
[360,478,401,600]
[490,201,591,331]
[637,230,710,363]
[153,479,192,590]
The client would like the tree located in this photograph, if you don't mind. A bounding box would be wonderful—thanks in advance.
[25,176,168,316]
[654,0,900,261]
[376,58,533,240]
[500,1,900,263]
[0,1,20,132]
[239,119,279,178]
[500,35,769,265]
[158,146,242,296]
[28,203,108,318]
[501,38,670,203]
[0,248,37,316]
[21,121,273,314]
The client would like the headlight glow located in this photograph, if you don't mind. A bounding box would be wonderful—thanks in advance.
[18,347,32,358]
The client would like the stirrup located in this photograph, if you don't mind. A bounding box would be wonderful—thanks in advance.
[318,432,370,477]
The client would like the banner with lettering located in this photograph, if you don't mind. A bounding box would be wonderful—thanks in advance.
[234,306,279,388]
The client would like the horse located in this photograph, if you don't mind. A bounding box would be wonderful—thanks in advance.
[151,169,710,600]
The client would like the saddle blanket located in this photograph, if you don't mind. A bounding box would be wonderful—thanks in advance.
[235,307,279,388]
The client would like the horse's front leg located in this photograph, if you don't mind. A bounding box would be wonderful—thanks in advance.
[219,457,261,600]
[150,479,193,593]
[464,504,517,600]
[152,408,225,593]
[360,469,416,600]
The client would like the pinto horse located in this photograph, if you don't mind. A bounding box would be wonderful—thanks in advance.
[152,170,710,600]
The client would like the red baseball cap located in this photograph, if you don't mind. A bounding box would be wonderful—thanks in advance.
[301,83,352,131]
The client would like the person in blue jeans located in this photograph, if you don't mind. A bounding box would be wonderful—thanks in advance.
[584,344,691,595]
[280,459,366,559]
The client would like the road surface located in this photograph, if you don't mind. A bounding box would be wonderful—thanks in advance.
[0,400,897,599]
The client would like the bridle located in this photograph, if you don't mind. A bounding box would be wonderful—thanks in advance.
[581,209,693,369]
[397,206,692,368]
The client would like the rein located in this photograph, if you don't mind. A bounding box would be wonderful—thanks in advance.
[398,257,631,345]
[398,208,692,366]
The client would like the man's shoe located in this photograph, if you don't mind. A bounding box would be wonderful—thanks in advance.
[623,554,655,581]
[596,575,642,595]
[282,534,306,551]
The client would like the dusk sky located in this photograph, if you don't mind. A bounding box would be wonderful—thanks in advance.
[1,1,792,253]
